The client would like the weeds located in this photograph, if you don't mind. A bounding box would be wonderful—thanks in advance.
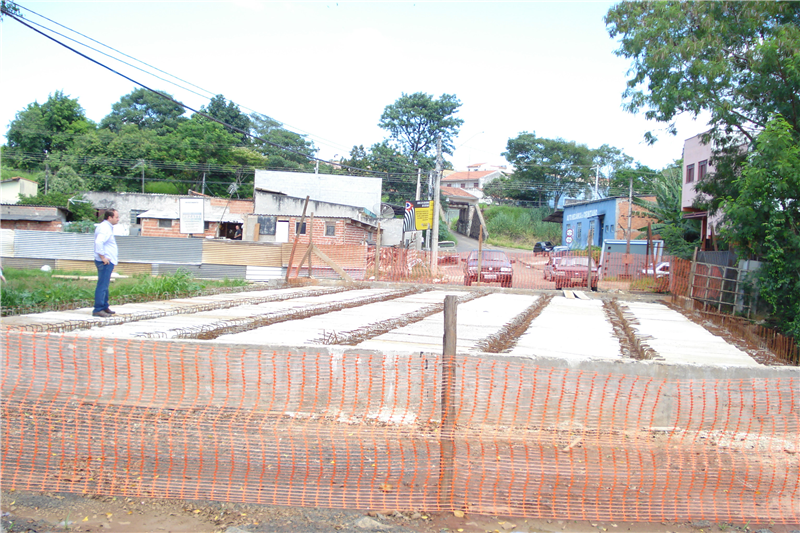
[482,206,561,248]
[0,267,248,316]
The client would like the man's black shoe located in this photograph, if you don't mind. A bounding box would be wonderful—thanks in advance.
[92,310,112,318]
[105,308,116,315]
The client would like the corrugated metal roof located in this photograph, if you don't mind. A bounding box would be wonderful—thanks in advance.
[246,266,284,281]
[201,240,283,267]
[1,229,14,257]
[14,230,94,260]
[117,236,203,264]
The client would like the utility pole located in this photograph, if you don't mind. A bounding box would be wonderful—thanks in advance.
[44,153,50,195]
[625,176,633,254]
[415,168,422,251]
[593,165,600,199]
[431,137,443,271]
[201,172,206,195]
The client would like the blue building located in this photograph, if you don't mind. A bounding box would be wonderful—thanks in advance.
[560,195,657,249]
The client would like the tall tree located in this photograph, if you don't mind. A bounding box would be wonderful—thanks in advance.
[379,92,463,167]
[99,88,186,133]
[341,141,417,203]
[606,1,800,145]
[607,1,800,338]
[5,91,94,167]
[249,113,316,168]
[499,133,594,207]
[200,94,251,146]
[723,115,800,337]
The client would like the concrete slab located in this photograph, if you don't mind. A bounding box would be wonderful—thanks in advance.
[509,297,621,360]
[213,290,465,346]
[65,287,389,339]
[624,301,759,366]
[356,293,539,353]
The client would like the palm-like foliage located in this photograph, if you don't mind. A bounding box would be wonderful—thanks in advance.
[632,161,701,259]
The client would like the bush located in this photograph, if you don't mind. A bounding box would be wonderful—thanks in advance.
[482,206,561,247]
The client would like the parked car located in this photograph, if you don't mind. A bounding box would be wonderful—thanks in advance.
[464,250,513,287]
[550,245,570,256]
[437,241,459,265]
[533,241,554,253]
[552,254,598,290]
[543,255,564,281]
[642,261,670,278]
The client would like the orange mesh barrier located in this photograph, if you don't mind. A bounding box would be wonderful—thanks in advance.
[290,246,677,293]
[2,331,798,523]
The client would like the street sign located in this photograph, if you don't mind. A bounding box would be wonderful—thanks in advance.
[565,236,573,244]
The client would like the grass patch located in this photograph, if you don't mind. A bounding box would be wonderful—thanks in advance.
[0,267,248,316]
[482,206,561,249]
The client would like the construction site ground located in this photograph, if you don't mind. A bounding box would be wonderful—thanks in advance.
[2,282,796,533]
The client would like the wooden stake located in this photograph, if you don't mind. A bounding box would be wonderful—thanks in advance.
[439,295,458,508]
[285,196,310,281]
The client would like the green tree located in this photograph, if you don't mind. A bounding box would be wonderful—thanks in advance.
[632,161,700,259]
[200,95,251,146]
[606,2,800,144]
[249,113,316,168]
[341,141,417,204]
[99,88,187,133]
[498,133,594,207]
[379,92,463,167]
[5,91,94,167]
[605,1,800,212]
[607,1,800,338]
[18,191,96,221]
[723,115,800,337]
[1,0,22,18]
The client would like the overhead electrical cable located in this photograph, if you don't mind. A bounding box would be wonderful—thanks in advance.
[1,8,405,179]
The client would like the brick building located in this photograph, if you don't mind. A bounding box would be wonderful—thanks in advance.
[0,204,69,232]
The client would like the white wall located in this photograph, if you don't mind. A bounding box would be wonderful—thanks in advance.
[254,170,382,213]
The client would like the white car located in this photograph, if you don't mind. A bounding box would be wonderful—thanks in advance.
[642,261,670,278]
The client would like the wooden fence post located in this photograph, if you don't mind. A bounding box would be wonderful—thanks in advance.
[687,247,698,298]
[439,295,458,509]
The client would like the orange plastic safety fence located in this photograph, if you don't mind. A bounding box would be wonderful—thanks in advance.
[2,331,798,523]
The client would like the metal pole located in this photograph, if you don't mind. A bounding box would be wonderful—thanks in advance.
[431,137,443,271]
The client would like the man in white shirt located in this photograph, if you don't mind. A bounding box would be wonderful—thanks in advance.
[93,209,120,317]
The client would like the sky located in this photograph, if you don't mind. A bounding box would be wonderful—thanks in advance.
[0,1,710,172]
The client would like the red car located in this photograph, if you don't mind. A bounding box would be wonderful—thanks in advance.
[552,255,598,290]
[464,250,513,287]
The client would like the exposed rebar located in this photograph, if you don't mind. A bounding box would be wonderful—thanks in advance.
[475,294,554,353]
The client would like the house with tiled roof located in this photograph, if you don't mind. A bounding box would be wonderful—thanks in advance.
[441,170,504,196]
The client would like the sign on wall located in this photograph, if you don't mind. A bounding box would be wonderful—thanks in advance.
[179,198,205,234]
[403,200,433,232]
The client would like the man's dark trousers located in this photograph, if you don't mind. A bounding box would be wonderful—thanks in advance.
[94,260,115,313]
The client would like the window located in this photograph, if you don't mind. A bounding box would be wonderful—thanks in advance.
[473,182,479,188]
[158,219,172,228]
[204,221,211,230]
[461,183,466,188]
[698,160,708,180]
[130,209,146,225]
[325,223,336,237]
[295,222,307,235]
[686,164,695,183]
[258,216,277,235]
[576,222,582,241]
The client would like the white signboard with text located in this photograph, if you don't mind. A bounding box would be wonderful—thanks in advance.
[179,198,205,234]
